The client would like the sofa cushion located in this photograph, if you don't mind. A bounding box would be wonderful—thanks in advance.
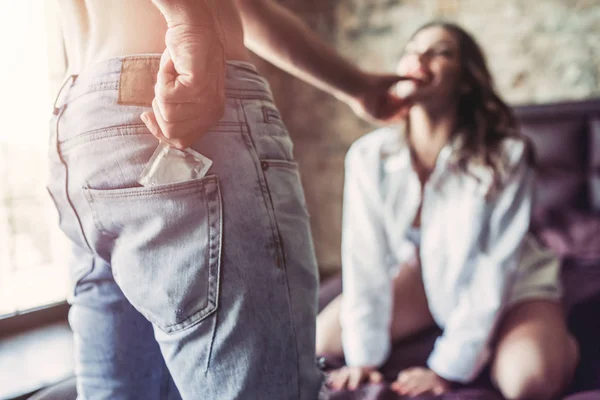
[589,118,600,212]
[520,119,587,172]
[514,98,600,214]
[520,119,588,212]
[567,292,600,394]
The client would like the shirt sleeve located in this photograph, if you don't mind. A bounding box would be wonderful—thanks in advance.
[340,143,393,368]
[427,143,534,383]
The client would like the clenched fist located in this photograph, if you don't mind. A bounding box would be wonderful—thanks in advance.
[142,24,226,149]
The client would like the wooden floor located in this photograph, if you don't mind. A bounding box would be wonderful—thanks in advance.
[0,321,73,400]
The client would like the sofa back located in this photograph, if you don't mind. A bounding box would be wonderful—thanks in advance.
[514,98,600,215]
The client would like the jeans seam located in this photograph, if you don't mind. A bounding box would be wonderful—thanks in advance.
[82,179,212,238]
[64,83,120,106]
[72,256,96,298]
[60,124,149,150]
[204,180,223,374]
[59,123,245,151]
[53,104,95,255]
[260,159,299,170]
[65,83,271,105]
[45,187,63,227]
[239,100,302,398]
[260,172,288,269]
[82,188,117,238]
[239,100,286,270]
[83,177,211,199]
[148,180,222,333]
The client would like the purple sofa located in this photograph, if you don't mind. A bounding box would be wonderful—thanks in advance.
[318,98,600,400]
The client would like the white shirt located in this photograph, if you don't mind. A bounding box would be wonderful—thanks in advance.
[340,127,551,383]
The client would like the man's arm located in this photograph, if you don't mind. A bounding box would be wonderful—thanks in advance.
[236,0,408,123]
[143,0,408,148]
[143,0,226,149]
[152,0,220,27]
[236,0,365,103]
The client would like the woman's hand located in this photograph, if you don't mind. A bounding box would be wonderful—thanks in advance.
[327,365,384,390]
[391,367,451,397]
[347,72,413,125]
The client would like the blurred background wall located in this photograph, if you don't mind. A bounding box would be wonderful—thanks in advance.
[251,0,600,276]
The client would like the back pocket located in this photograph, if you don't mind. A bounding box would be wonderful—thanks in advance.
[83,176,222,333]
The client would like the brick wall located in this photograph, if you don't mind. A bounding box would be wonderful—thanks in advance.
[253,0,600,276]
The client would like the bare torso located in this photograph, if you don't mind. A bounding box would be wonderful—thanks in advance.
[56,0,251,75]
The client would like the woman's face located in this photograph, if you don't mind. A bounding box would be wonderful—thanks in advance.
[395,26,463,106]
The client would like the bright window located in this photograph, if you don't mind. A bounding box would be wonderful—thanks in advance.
[0,0,70,317]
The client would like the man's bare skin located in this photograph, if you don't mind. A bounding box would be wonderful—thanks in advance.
[56,0,411,148]
[56,0,250,74]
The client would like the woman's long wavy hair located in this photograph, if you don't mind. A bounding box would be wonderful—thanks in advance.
[409,22,533,191]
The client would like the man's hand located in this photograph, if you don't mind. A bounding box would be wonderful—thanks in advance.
[141,24,226,149]
[346,73,413,125]
[391,367,451,397]
[327,366,383,390]
[237,0,412,126]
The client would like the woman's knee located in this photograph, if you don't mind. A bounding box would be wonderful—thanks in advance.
[492,300,579,399]
[495,370,562,400]
[492,337,569,399]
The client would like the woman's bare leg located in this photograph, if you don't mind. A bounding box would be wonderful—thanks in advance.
[491,300,579,400]
[316,264,435,356]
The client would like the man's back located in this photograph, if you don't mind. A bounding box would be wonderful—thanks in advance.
[55,0,250,74]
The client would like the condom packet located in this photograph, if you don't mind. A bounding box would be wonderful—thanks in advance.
[138,142,213,187]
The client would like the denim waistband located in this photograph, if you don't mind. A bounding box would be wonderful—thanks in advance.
[53,55,274,113]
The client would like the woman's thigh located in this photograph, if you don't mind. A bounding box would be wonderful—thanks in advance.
[316,264,435,356]
[491,300,579,399]
[389,264,435,340]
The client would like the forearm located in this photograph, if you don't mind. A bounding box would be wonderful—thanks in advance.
[237,0,368,103]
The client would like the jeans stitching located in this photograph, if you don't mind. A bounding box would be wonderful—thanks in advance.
[52,103,98,299]
[261,159,299,170]
[239,100,303,398]
[205,179,223,374]
[152,180,221,332]
[82,189,117,238]
[84,176,214,199]
[53,105,95,255]
[64,82,120,105]
[45,187,63,227]
[63,82,271,106]
[239,102,286,270]
[161,179,221,332]
[59,123,245,151]
[59,124,149,149]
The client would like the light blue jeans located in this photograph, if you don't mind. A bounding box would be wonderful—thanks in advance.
[47,56,324,399]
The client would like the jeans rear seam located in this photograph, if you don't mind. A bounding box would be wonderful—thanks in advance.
[54,104,95,255]
[239,99,302,399]
[205,175,223,374]
[238,100,285,270]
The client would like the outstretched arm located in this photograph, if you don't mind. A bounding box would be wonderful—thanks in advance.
[144,0,409,148]
[236,0,409,123]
